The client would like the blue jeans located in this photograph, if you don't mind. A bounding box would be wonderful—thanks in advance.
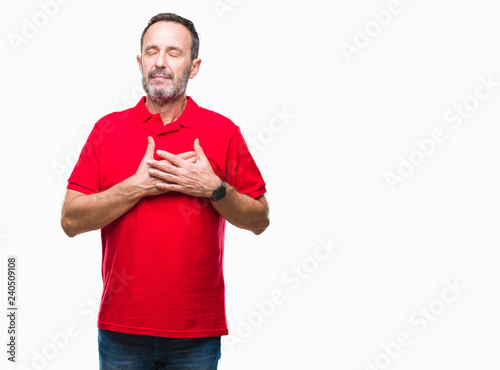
[98,328,221,369]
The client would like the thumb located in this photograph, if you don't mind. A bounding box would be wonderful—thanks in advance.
[140,136,155,166]
[145,136,155,158]
[194,138,207,161]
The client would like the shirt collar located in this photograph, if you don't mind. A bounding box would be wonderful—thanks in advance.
[131,96,197,128]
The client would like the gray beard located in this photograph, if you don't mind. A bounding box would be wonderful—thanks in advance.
[142,67,191,106]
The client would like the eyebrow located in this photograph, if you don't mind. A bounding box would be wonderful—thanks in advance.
[144,44,184,53]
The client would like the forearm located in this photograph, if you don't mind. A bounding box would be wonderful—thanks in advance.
[146,140,269,234]
[61,176,144,237]
[210,184,269,235]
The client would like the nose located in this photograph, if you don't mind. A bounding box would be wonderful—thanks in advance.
[154,51,168,69]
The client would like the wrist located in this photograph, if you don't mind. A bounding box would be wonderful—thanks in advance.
[209,178,226,202]
[203,175,218,197]
[121,175,147,200]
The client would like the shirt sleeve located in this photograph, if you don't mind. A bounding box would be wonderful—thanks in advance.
[67,123,101,195]
[225,128,267,199]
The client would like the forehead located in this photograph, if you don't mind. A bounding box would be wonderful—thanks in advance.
[142,21,192,52]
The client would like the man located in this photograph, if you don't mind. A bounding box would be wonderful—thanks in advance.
[61,13,269,369]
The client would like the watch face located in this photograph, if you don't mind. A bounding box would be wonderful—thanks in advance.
[212,182,226,202]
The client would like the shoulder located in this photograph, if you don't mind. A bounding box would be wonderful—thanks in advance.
[92,106,136,134]
[196,105,240,134]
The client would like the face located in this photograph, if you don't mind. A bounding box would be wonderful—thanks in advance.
[137,21,201,105]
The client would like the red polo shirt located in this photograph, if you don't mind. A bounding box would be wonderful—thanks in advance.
[67,97,266,338]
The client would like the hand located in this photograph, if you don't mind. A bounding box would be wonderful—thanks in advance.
[131,137,197,198]
[177,150,197,164]
[146,138,221,198]
[130,136,169,197]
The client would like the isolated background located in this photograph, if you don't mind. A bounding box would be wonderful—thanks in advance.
[1,0,500,369]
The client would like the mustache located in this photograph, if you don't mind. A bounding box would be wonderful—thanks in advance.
[148,69,174,79]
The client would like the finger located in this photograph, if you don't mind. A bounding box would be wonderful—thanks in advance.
[148,168,180,183]
[177,151,196,160]
[155,182,183,192]
[139,137,155,167]
[156,149,185,168]
[145,136,155,159]
[150,180,173,194]
[147,159,179,175]
[194,138,207,161]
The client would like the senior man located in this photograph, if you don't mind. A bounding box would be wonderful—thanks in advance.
[61,13,269,370]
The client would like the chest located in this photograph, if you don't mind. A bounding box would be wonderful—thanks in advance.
[98,123,226,191]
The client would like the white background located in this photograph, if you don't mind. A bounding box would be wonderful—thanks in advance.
[1,0,500,369]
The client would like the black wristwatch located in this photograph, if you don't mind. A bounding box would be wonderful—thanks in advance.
[210,180,226,202]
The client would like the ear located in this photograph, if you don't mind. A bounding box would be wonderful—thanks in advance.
[136,55,143,72]
[189,58,202,79]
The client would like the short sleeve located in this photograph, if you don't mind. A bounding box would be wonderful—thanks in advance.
[67,124,101,195]
[225,128,266,199]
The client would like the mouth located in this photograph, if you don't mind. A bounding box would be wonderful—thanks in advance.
[151,75,170,80]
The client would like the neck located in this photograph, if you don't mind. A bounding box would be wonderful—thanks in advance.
[145,93,188,125]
